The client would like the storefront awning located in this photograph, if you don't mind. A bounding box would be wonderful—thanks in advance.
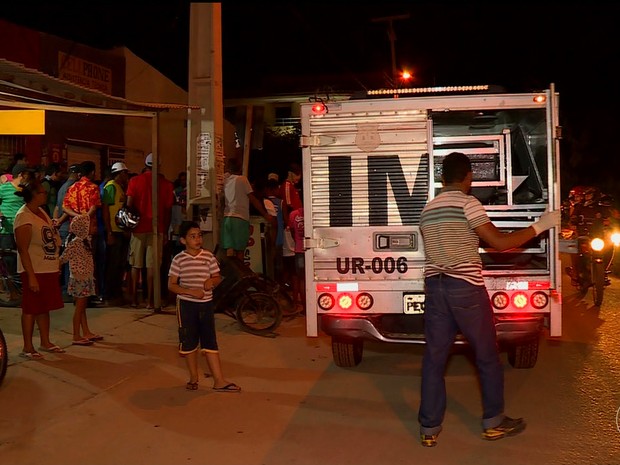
[0,58,196,113]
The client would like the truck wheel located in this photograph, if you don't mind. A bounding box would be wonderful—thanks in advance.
[592,261,605,306]
[507,339,539,369]
[331,338,363,367]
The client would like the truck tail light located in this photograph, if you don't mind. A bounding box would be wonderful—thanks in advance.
[511,292,528,309]
[318,293,335,310]
[491,292,509,310]
[356,293,374,310]
[492,291,550,311]
[317,291,374,311]
[337,293,353,310]
[530,291,549,309]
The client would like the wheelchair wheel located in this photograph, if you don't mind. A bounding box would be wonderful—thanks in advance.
[235,292,282,334]
[0,274,21,307]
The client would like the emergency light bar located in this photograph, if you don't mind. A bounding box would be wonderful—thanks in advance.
[367,85,490,96]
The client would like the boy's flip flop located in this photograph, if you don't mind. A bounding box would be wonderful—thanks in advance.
[72,339,94,346]
[87,335,104,342]
[213,383,241,392]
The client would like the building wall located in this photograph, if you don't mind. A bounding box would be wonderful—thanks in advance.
[0,19,237,185]
[0,19,40,68]
[121,47,187,180]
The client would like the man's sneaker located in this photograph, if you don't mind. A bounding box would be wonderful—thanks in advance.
[420,427,441,447]
[482,416,526,441]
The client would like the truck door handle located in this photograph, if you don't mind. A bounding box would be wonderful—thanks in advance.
[375,234,417,250]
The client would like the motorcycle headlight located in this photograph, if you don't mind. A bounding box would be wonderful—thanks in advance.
[591,237,605,251]
[611,232,620,246]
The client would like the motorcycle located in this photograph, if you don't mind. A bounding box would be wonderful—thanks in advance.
[564,213,620,306]
[213,256,283,336]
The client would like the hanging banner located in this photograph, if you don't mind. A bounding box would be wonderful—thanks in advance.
[195,131,211,198]
[0,110,45,135]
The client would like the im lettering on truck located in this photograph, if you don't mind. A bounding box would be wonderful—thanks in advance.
[300,84,562,369]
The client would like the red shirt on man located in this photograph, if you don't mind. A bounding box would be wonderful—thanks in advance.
[126,171,174,234]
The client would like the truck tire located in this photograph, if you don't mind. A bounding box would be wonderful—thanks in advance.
[331,337,363,367]
[507,338,539,369]
[591,261,605,306]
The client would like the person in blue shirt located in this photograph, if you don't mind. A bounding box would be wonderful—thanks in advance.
[54,164,81,300]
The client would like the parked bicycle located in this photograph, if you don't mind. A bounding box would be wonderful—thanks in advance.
[0,216,22,308]
[0,248,21,307]
[213,256,282,336]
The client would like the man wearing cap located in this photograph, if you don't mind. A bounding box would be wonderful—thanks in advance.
[0,165,32,276]
[101,162,129,305]
[126,153,174,310]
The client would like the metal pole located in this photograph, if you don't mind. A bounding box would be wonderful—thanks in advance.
[151,113,161,310]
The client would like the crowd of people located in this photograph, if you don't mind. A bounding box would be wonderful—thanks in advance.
[0,153,177,355]
[0,152,305,391]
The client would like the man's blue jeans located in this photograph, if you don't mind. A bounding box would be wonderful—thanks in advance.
[418,274,504,435]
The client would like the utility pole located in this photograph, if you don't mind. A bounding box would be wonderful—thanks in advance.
[371,14,410,87]
[187,3,224,252]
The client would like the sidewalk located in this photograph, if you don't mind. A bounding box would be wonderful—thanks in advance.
[0,302,328,465]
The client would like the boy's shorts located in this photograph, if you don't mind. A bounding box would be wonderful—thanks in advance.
[221,216,250,251]
[176,299,218,354]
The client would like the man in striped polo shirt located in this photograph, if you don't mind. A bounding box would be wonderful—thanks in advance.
[418,152,559,447]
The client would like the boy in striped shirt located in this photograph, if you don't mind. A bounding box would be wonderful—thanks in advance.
[168,221,240,392]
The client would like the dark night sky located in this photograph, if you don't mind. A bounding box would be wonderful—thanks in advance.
[1,2,619,197]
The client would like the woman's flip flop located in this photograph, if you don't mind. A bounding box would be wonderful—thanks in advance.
[212,383,241,392]
[38,345,66,353]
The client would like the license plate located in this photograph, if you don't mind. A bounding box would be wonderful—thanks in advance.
[403,294,425,314]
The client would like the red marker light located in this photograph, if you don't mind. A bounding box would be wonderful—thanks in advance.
[312,102,327,115]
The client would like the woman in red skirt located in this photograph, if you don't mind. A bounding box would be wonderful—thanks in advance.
[14,172,64,359]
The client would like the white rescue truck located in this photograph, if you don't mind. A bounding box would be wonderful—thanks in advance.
[300,84,561,369]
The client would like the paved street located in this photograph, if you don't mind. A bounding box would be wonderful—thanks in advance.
[0,259,619,465]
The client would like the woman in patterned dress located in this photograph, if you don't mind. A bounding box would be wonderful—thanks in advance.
[60,214,102,345]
